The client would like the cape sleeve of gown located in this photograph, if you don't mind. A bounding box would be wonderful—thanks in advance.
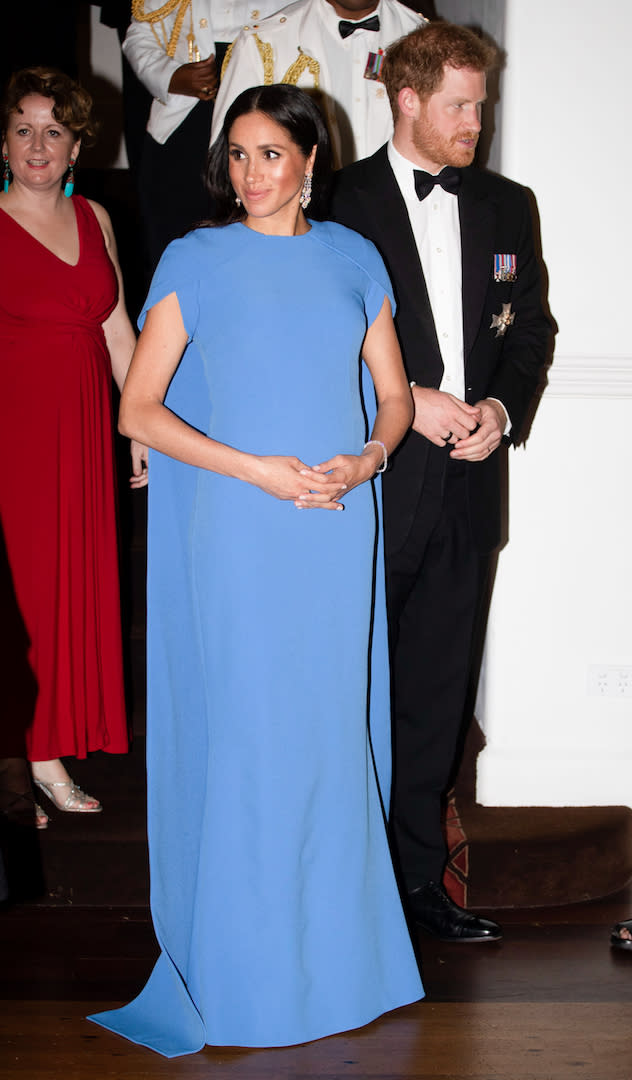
[313,220,397,327]
[139,233,203,339]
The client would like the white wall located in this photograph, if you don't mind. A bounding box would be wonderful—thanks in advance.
[434,0,505,171]
[469,0,632,806]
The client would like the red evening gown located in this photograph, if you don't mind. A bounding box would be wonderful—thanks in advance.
[0,195,129,761]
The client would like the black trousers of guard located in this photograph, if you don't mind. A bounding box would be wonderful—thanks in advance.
[135,42,232,277]
[386,444,490,893]
[137,99,214,276]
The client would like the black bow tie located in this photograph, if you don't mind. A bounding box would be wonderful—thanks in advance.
[413,166,462,201]
[338,14,380,38]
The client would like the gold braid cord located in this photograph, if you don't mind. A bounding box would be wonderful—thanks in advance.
[254,35,275,85]
[220,41,235,81]
[222,35,319,88]
[131,0,192,58]
[222,34,272,83]
[282,49,320,88]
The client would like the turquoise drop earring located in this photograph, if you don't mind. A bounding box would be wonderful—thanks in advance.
[64,159,76,198]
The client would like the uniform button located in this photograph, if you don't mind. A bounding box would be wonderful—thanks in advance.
[251,8,260,15]
[436,247,442,253]
[199,17,208,27]
[442,333,449,339]
[280,15,287,21]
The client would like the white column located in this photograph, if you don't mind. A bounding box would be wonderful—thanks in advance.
[82,5,128,169]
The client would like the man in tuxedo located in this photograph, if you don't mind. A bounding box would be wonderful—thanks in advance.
[332,21,550,941]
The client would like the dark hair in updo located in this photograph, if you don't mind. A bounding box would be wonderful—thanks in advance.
[204,84,332,225]
[1,66,97,144]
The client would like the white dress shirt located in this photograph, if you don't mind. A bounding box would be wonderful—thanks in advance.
[211,0,426,167]
[388,140,465,399]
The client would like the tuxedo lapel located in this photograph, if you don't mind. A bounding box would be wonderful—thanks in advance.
[353,150,443,373]
[459,171,496,362]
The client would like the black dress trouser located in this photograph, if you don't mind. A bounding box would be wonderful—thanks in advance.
[386,445,489,891]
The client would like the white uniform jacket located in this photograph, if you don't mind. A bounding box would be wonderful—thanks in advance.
[210,0,426,167]
[213,0,287,42]
[123,0,217,144]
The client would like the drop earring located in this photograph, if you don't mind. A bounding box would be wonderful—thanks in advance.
[299,171,312,210]
[64,159,76,198]
[2,153,11,193]
[235,196,241,206]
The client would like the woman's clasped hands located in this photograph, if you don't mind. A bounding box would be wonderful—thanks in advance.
[250,448,383,511]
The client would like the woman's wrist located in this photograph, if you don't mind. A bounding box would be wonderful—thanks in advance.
[362,439,388,474]
[236,451,265,486]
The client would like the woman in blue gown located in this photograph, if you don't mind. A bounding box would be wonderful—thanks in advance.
[90,85,423,1057]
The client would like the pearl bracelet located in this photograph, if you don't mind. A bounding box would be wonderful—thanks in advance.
[363,439,388,474]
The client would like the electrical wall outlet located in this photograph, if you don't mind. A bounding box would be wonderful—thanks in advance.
[587,665,632,698]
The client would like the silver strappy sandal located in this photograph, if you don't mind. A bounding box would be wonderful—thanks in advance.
[33,777,102,813]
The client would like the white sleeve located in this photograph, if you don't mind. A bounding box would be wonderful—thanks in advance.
[210,31,266,144]
[123,17,182,104]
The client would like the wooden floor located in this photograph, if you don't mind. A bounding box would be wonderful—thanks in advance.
[1,886,631,1079]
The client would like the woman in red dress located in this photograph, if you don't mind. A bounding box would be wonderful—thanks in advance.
[0,68,147,824]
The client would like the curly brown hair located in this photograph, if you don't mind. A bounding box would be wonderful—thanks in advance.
[382,22,497,120]
[1,67,97,144]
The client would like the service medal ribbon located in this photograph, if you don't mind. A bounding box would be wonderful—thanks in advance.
[364,48,384,81]
[494,253,517,283]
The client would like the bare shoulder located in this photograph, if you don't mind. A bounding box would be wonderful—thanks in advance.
[85,198,114,245]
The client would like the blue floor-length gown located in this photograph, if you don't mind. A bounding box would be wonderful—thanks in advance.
[90,220,423,1056]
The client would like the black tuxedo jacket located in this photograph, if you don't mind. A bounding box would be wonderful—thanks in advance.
[331,146,551,555]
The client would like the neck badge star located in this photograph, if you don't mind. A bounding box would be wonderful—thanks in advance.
[490,302,515,338]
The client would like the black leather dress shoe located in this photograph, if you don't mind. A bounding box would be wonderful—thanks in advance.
[610,917,632,951]
[407,880,502,942]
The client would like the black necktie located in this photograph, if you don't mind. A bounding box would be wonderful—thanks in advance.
[338,15,380,38]
[413,166,461,201]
